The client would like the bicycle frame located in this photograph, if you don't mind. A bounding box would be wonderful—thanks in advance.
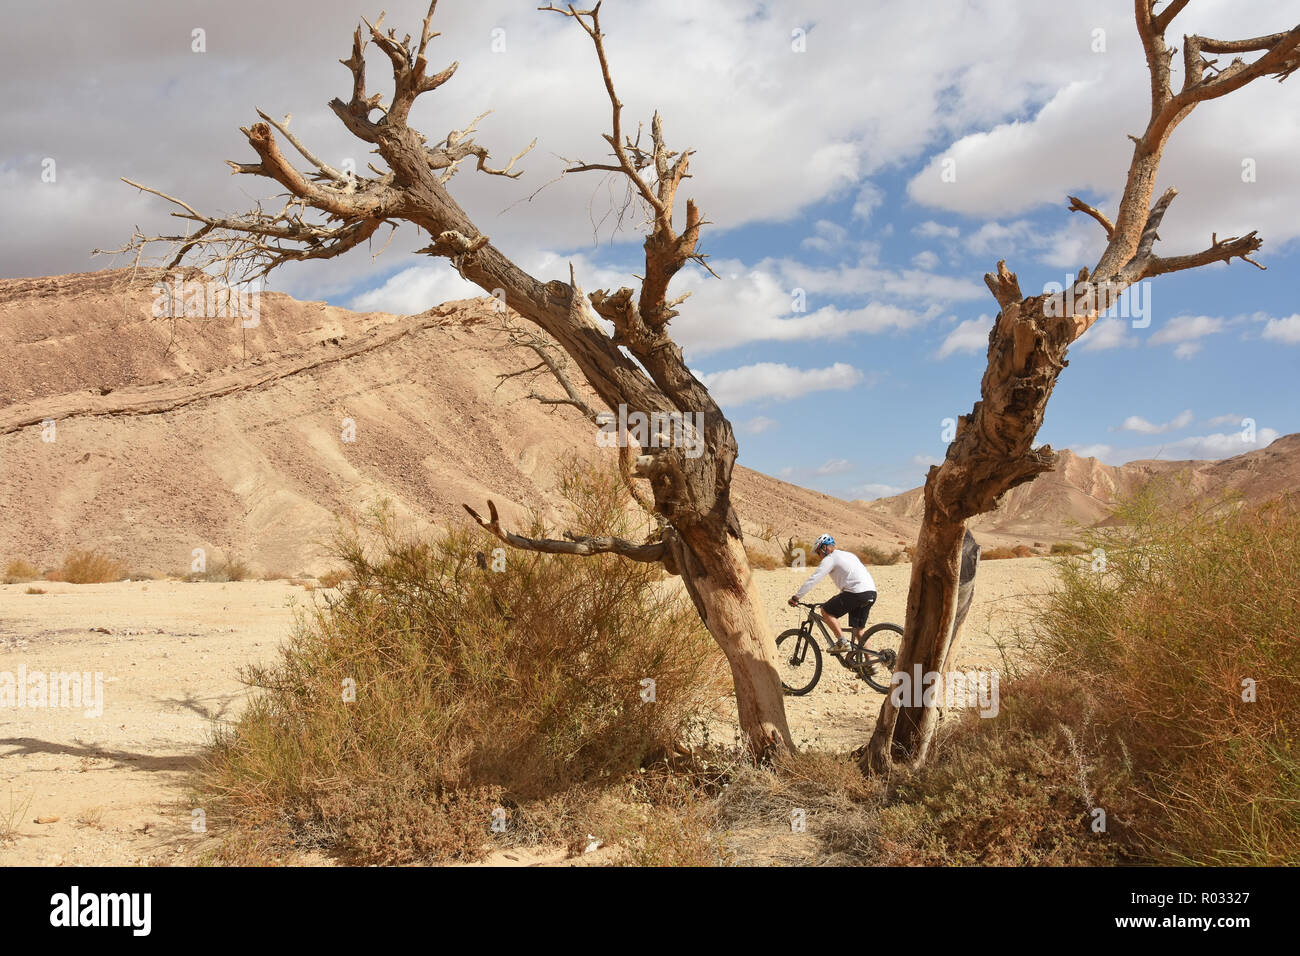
[797,601,863,647]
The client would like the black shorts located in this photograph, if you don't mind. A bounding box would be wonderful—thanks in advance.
[823,589,877,629]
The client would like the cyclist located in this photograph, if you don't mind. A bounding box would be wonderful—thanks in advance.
[787,534,877,655]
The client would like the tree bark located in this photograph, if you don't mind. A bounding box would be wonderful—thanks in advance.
[865,512,970,769]
[669,529,793,756]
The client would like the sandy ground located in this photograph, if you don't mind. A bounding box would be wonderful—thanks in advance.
[0,559,1057,867]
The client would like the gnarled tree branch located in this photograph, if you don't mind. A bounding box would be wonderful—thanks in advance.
[463,500,665,563]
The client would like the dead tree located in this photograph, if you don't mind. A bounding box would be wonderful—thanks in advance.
[117,1,793,758]
[865,1,1300,771]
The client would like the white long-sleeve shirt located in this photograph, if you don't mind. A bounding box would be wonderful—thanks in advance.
[795,548,876,599]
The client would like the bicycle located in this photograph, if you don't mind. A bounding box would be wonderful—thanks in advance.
[774,601,903,696]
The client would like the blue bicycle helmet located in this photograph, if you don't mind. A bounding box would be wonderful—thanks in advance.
[813,533,835,554]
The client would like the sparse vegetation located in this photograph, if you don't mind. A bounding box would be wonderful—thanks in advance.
[1049,541,1087,556]
[0,789,34,843]
[982,544,1036,560]
[782,537,820,568]
[316,568,351,589]
[49,549,127,584]
[199,466,728,864]
[3,559,40,584]
[186,553,253,583]
[744,547,781,571]
[712,488,1300,866]
[852,543,905,566]
[25,587,46,595]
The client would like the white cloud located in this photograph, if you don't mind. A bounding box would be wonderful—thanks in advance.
[936,314,993,358]
[668,259,947,357]
[1117,409,1194,435]
[963,220,1037,258]
[739,416,779,435]
[905,1,1300,258]
[1071,443,1113,460]
[912,250,940,270]
[350,263,481,315]
[914,221,960,240]
[1206,413,1244,427]
[1079,317,1137,352]
[1076,429,1280,465]
[910,453,942,467]
[1261,314,1300,344]
[1139,429,1281,461]
[697,362,865,406]
[814,458,854,475]
[801,219,849,254]
[852,182,885,223]
[1149,315,1225,357]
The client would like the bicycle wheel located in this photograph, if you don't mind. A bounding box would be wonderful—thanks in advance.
[774,628,822,696]
[852,622,903,693]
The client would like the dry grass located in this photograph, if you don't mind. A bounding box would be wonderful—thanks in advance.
[25,587,46,595]
[852,543,905,566]
[1020,488,1300,864]
[186,553,252,583]
[982,544,1036,560]
[1049,540,1088,556]
[744,547,781,571]
[0,789,34,843]
[198,463,729,865]
[612,485,1300,867]
[316,568,351,589]
[3,558,40,584]
[781,537,821,568]
[48,549,127,584]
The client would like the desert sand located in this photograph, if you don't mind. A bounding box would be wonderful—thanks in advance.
[0,557,1057,866]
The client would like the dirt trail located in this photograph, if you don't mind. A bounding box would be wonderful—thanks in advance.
[0,559,1057,866]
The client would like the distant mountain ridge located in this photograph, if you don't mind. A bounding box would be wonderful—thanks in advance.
[861,436,1299,541]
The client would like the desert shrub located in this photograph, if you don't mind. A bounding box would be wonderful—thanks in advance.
[782,537,820,568]
[711,724,1119,866]
[1021,488,1300,864]
[1049,541,1086,556]
[853,544,903,566]
[50,550,126,584]
[714,488,1299,866]
[981,544,1036,560]
[4,559,40,583]
[25,587,46,595]
[745,547,781,571]
[200,464,728,864]
[316,568,351,588]
[187,553,252,583]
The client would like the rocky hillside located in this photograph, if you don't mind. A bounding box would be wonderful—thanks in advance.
[0,269,913,576]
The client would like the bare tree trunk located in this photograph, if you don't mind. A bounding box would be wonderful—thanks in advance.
[866,508,968,769]
[860,5,1300,774]
[671,531,792,755]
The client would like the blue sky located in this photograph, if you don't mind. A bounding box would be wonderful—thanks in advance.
[3,0,1297,499]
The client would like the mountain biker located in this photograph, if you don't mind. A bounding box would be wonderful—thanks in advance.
[787,534,877,655]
